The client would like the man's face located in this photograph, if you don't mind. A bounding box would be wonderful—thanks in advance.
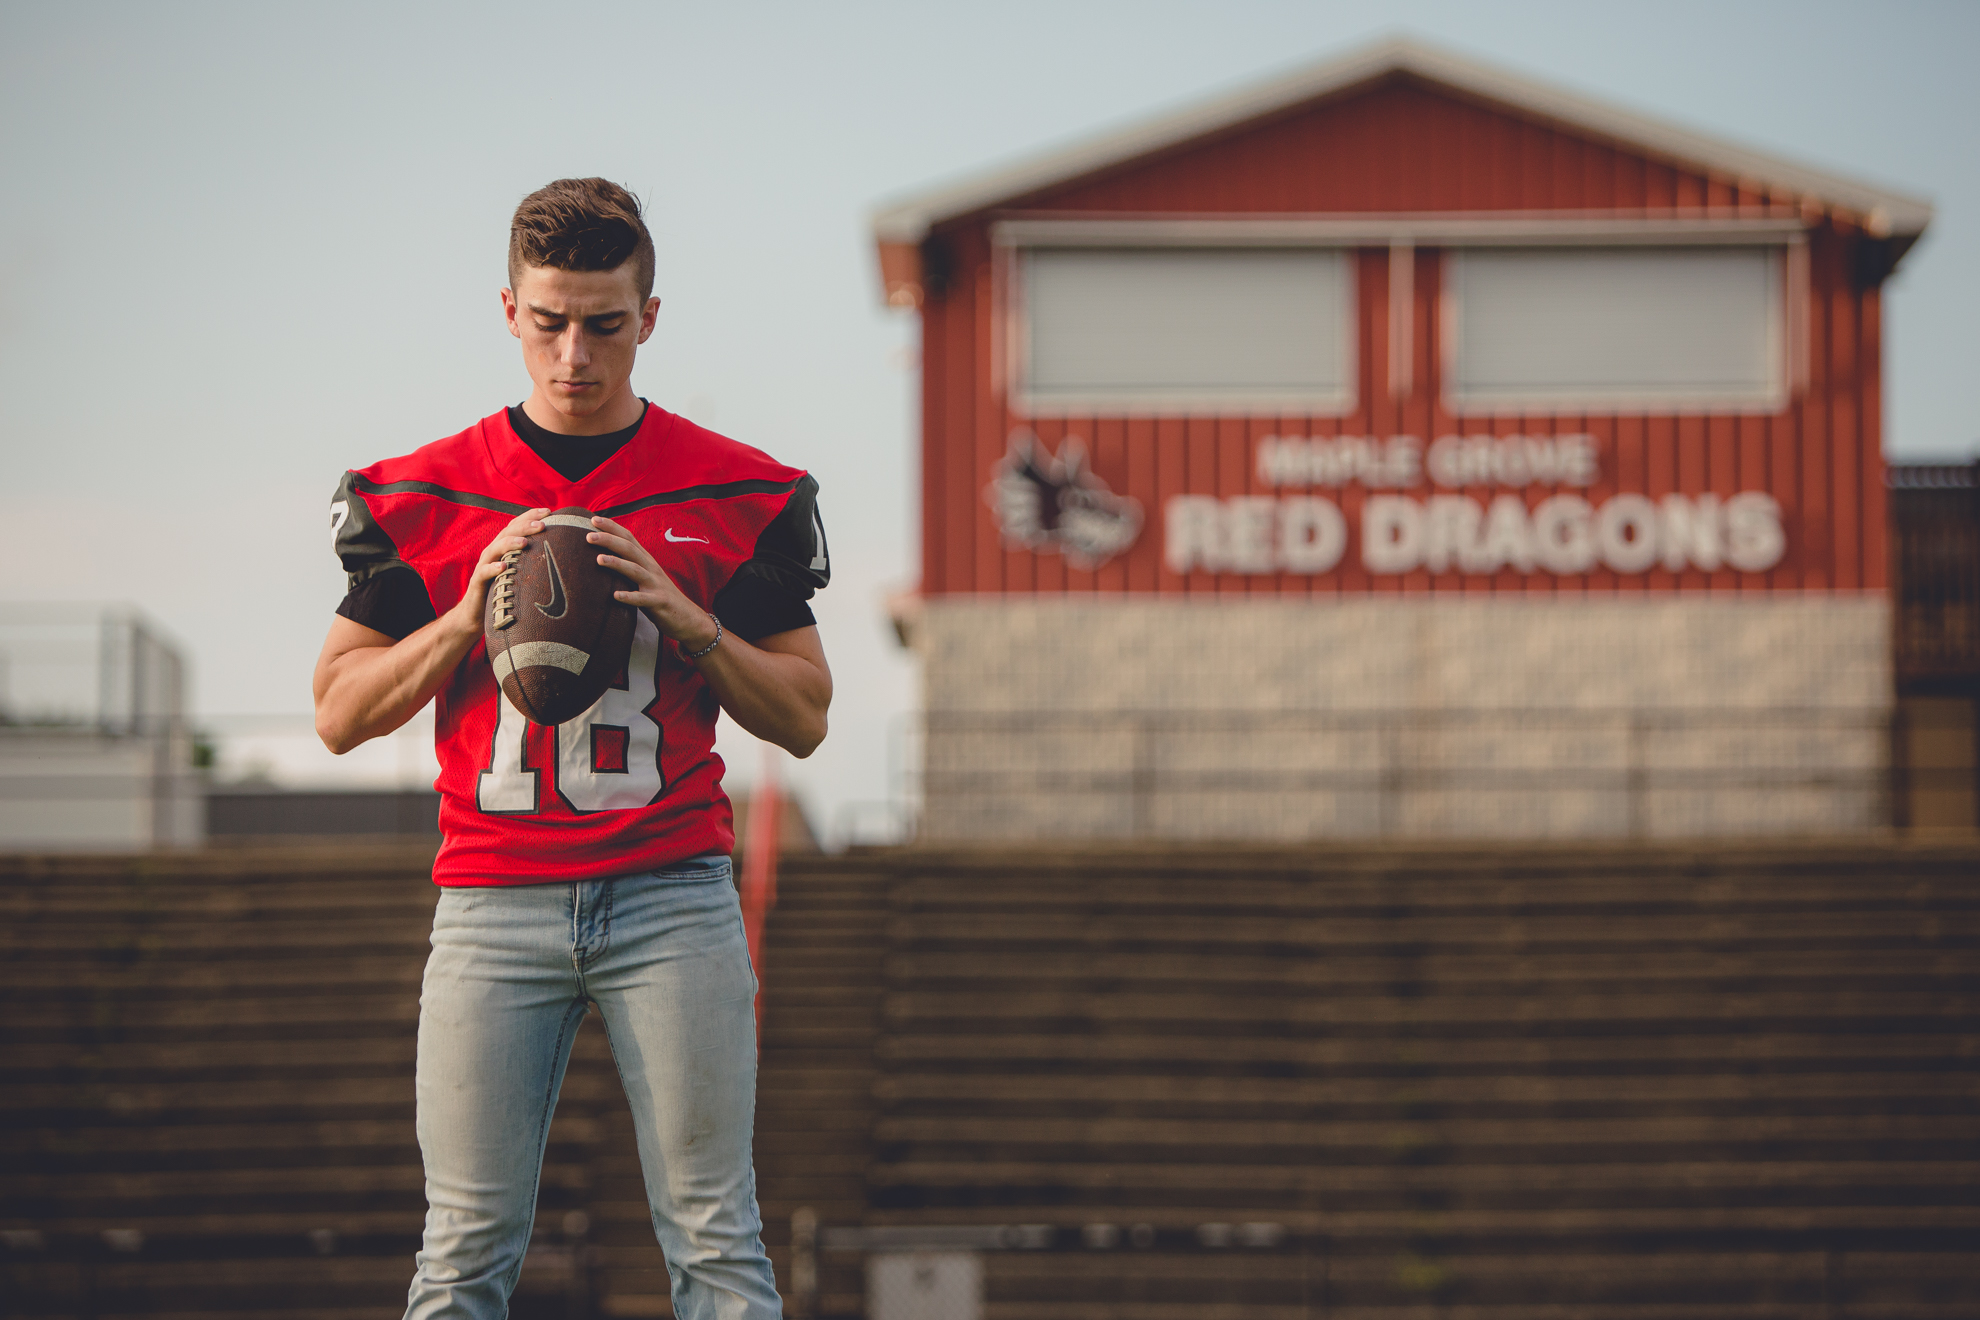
[501,264,660,423]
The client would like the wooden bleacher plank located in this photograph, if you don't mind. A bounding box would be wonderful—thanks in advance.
[6,842,1976,1317]
[842,844,1980,1318]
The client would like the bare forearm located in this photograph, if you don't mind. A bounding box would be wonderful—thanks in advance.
[316,510,548,755]
[691,630,831,757]
[585,516,830,757]
[314,613,479,754]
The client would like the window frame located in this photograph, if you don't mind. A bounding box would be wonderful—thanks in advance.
[1001,239,1359,418]
[1441,241,1794,416]
[986,216,1806,420]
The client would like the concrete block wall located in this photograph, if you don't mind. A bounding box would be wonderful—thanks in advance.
[912,596,1891,841]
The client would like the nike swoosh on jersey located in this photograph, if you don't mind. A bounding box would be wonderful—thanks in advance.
[536,544,570,619]
[664,529,709,544]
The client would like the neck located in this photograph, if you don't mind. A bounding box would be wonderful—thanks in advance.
[520,384,644,436]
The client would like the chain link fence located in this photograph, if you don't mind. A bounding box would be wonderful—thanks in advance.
[0,605,201,848]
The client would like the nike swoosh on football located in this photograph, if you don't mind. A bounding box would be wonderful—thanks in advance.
[535,544,570,619]
[664,529,709,544]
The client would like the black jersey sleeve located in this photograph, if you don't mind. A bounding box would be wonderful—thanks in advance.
[336,569,438,640]
[330,471,438,640]
[714,473,831,642]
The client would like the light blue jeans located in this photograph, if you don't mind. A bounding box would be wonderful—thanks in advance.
[403,859,782,1320]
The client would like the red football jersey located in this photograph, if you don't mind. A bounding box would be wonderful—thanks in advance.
[330,406,829,886]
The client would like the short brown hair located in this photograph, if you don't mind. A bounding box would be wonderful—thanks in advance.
[508,177,655,301]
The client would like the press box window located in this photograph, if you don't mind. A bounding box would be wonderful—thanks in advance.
[1017,247,1353,414]
[1446,246,1785,412]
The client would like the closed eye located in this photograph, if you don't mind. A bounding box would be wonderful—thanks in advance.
[531,318,622,333]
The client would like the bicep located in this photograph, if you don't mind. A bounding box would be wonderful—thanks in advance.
[749,626,831,696]
[312,616,399,698]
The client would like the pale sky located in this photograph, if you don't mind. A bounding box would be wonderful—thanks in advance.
[4,1,1973,841]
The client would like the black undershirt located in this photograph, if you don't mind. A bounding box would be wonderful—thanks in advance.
[507,402,645,482]
[335,402,819,642]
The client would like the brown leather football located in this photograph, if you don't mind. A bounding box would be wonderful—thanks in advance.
[483,507,636,726]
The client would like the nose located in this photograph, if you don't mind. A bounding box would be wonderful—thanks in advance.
[561,326,591,369]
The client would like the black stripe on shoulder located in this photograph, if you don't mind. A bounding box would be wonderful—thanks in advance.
[351,474,800,519]
[351,476,532,515]
[599,478,802,519]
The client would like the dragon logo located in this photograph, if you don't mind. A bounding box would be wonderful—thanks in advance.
[984,430,1143,570]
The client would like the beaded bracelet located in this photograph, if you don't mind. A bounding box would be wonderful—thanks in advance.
[683,617,723,660]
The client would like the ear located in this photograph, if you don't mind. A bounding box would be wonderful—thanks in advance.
[500,287,522,340]
[636,295,661,345]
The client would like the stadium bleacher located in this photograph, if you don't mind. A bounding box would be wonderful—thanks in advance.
[4,840,1976,1317]
[851,844,1980,1316]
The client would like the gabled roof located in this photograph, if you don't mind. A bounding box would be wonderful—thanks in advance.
[871,36,1934,245]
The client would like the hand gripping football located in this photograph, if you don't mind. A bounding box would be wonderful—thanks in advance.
[483,507,637,726]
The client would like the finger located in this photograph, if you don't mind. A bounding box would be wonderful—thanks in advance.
[595,559,648,587]
[589,533,661,575]
[485,526,539,560]
[484,540,528,563]
[585,526,648,554]
[479,535,531,565]
[598,552,673,585]
[589,517,660,561]
[582,534,653,565]
[611,592,683,618]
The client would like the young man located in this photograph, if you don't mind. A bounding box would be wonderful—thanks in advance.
[313,178,827,1320]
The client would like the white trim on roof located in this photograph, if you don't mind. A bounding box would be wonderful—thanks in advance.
[992,214,1808,248]
[871,36,1932,245]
